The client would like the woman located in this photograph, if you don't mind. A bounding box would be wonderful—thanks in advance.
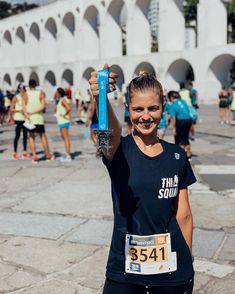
[56,88,72,162]
[218,86,230,125]
[10,84,31,160]
[89,66,196,294]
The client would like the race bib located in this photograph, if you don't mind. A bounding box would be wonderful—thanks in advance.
[125,233,177,275]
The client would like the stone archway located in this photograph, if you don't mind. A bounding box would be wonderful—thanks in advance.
[165,59,195,90]
[134,62,156,77]
[110,64,125,91]
[81,6,100,60]
[3,73,11,90]
[44,71,56,99]
[62,69,73,87]
[29,72,40,86]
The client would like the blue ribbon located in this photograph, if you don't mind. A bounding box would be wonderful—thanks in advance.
[98,69,110,131]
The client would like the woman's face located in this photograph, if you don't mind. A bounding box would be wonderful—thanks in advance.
[128,89,163,136]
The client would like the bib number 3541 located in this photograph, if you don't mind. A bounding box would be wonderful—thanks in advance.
[125,233,177,275]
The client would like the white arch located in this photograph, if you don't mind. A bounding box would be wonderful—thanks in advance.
[3,73,12,90]
[45,17,57,39]
[44,71,56,99]
[3,31,12,45]
[165,59,195,90]
[62,69,73,87]
[45,71,56,86]
[110,64,125,90]
[16,26,25,43]
[60,12,76,62]
[29,23,40,41]
[15,73,24,86]
[29,72,40,86]
[101,0,125,58]
[81,6,100,60]
[62,12,75,35]
[208,54,235,87]
[134,62,156,77]
[127,0,151,55]
[81,67,95,94]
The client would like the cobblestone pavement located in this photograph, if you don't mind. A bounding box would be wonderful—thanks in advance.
[0,102,234,293]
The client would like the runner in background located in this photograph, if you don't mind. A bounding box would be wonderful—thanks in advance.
[230,83,235,124]
[10,84,31,160]
[23,79,55,163]
[218,85,230,125]
[123,88,132,134]
[188,82,199,141]
[157,93,172,140]
[170,91,193,160]
[86,97,98,146]
[74,88,81,110]
[179,83,192,106]
[55,88,72,162]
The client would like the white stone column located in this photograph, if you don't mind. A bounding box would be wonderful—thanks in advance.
[197,0,227,48]
[158,0,185,52]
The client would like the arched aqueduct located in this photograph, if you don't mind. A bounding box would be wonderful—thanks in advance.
[0,0,234,102]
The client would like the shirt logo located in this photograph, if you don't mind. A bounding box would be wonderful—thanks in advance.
[175,153,180,160]
[158,175,178,199]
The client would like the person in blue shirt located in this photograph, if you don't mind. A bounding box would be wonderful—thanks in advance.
[170,91,193,160]
[89,66,196,294]
[188,83,198,109]
[188,82,199,141]
[157,96,172,139]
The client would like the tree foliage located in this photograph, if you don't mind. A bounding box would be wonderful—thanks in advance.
[0,1,38,20]
[183,0,199,27]
[227,0,235,43]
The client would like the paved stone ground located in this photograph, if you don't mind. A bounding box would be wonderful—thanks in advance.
[0,102,234,293]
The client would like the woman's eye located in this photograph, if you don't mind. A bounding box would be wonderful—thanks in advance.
[149,107,159,111]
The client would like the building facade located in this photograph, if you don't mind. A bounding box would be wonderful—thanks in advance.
[0,0,234,102]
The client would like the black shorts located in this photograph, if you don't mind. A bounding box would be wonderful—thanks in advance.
[103,278,194,294]
[29,124,45,134]
[175,119,192,145]
[219,100,228,108]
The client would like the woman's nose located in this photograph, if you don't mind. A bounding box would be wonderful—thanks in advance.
[142,110,151,120]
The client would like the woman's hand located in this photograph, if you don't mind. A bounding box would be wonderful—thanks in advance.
[89,64,117,99]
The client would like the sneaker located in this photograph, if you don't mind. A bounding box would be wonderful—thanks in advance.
[46,155,56,162]
[59,156,72,162]
[22,153,31,160]
[12,152,20,160]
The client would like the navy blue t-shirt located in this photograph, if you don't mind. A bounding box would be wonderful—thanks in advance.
[103,135,196,286]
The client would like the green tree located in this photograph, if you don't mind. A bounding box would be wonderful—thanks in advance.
[183,0,199,28]
[0,1,11,20]
[227,0,235,43]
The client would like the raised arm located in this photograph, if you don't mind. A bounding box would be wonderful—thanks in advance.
[89,65,121,161]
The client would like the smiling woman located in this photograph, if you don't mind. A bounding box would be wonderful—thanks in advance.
[89,66,196,294]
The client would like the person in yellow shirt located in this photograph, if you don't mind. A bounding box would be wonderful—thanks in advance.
[10,84,31,160]
[23,79,54,163]
[55,88,72,162]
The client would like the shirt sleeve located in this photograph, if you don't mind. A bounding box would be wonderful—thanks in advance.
[102,142,123,179]
[178,157,197,189]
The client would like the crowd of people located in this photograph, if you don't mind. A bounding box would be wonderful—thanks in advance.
[1,76,235,164]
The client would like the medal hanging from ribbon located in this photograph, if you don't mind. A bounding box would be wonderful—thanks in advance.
[95,69,113,156]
